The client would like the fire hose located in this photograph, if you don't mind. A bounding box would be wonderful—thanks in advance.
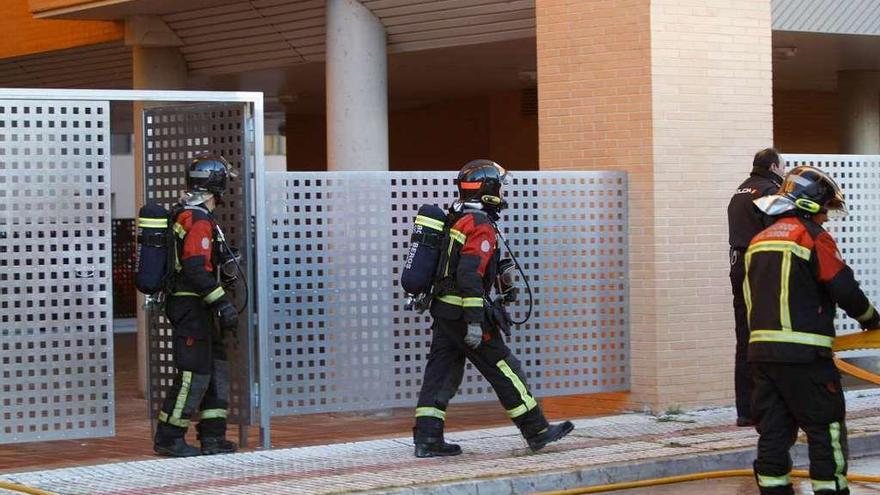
[533,330,880,494]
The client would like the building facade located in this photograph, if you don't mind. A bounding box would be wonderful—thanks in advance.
[2,0,879,412]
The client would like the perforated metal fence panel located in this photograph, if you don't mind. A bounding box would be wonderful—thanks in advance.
[112,219,136,318]
[0,100,113,443]
[265,171,628,415]
[143,103,254,426]
[785,155,880,336]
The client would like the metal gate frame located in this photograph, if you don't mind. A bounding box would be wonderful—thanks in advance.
[0,88,268,446]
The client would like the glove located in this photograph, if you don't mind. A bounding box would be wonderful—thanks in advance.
[861,306,880,330]
[464,323,483,349]
[215,299,239,334]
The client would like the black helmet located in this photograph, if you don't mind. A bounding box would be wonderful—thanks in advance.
[187,154,235,197]
[780,165,846,217]
[456,159,509,210]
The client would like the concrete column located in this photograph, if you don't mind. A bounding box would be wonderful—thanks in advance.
[127,16,187,398]
[838,70,880,154]
[325,0,388,171]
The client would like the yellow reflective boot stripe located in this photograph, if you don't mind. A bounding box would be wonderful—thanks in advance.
[158,411,190,428]
[749,330,834,348]
[448,229,466,245]
[199,408,228,420]
[171,371,192,424]
[415,407,447,421]
[138,217,168,228]
[173,292,199,297]
[415,215,445,231]
[203,286,226,304]
[830,422,848,489]
[780,251,792,332]
[496,360,538,415]
[757,473,791,487]
[811,479,838,492]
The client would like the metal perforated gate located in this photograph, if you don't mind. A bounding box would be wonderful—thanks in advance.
[0,99,113,443]
[263,171,629,416]
[143,103,256,435]
[785,155,880,335]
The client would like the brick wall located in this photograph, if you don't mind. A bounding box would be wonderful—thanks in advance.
[537,0,774,411]
[1,0,122,59]
[774,89,839,153]
[650,0,773,409]
[536,0,657,406]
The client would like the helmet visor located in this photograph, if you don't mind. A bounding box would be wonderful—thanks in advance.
[495,164,510,185]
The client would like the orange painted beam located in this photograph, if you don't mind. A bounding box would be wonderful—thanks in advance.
[0,0,122,59]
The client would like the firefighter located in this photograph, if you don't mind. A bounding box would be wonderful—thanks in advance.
[153,155,240,457]
[727,148,785,427]
[412,159,574,457]
[746,166,879,495]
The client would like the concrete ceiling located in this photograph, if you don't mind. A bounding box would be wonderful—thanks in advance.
[773,30,880,92]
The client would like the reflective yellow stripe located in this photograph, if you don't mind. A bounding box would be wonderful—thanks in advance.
[438,295,463,306]
[462,297,483,308]
[415,407,447,421]
[496,360,538,415]
[415,215,445,232]
[811,479,838,492]
[858,305,876,324]
[158,411,190,428]
[747,240,811,261]
[172,223,187,239]
[744,257,753,325]
[757,473,791,487]
[436,295,483,308]
[203,286,225,304]
[173,292,199,297]
[780,250,792,332]
[171,371,192,423]
[830,422,848,489]
[138,217,168,228]
[750,330,834,348]
[506,404,529,419]
[199,408,228,420]
[449,229,466,245]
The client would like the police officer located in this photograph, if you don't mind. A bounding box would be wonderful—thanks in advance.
[727,148,785,426]
[412,159,574,457]
[746,166,879,495]
[153,155,240,457]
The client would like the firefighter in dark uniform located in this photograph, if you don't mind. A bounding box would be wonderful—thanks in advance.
[153,155,240,457]
[727,148,785,426]
[746,166,879,495]
[412,159,574,457]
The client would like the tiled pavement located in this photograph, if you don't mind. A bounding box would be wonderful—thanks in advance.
[6,390,880,495]
[0,334,631,473]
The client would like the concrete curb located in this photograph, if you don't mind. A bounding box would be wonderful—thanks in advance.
[372,432,880,495]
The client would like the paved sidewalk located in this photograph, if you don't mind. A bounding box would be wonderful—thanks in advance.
[5,390,880,495]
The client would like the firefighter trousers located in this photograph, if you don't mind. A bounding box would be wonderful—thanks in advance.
[414,317,549,442]
[751,361,849,495]
[730,251,751,420]
[155,295,231,443]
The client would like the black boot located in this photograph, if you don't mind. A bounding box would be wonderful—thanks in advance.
[414,437,462,458]
[526,421,574,452]
[154,438,200,458]
[200,436,238,455]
